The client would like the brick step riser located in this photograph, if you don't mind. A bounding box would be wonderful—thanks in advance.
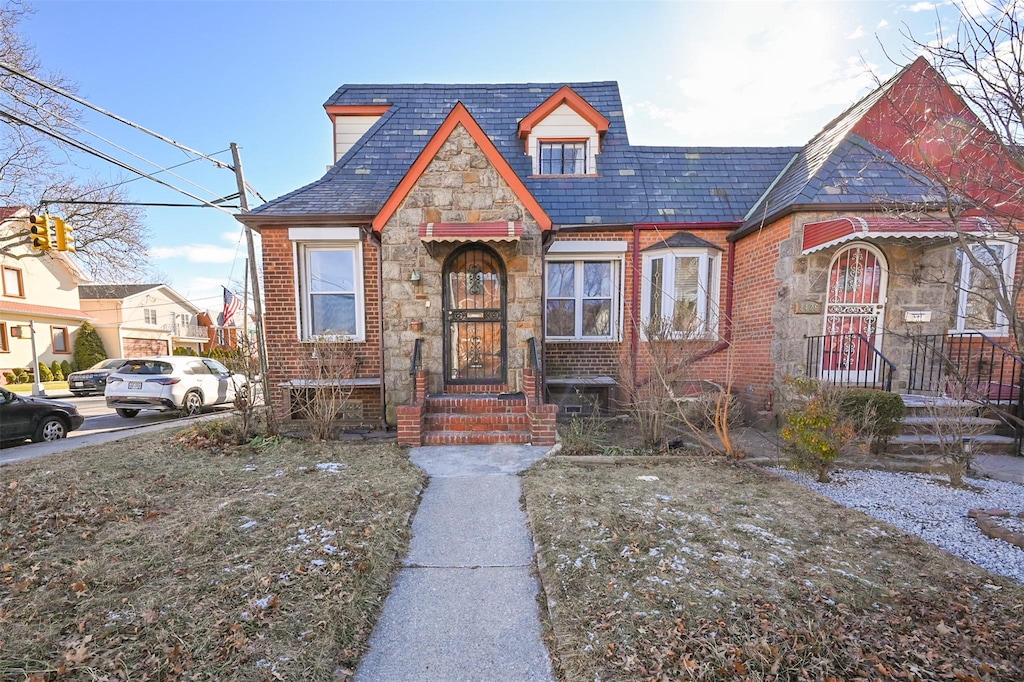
[423,414,531,431]
[422,431,532,446]
[424,401,528,415]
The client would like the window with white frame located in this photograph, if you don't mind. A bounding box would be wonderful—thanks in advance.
[539,141,587,175]
[641,248,720,338]
[144,308,157,325]
[953,239,1016,334]
[546,259,620,340]
[300,243,364,340]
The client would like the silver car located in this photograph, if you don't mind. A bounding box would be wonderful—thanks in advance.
[105,356,247,418]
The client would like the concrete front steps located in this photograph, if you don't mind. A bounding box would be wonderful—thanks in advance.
[886,395,1018,457]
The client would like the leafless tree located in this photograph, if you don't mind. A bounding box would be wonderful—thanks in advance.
[917,377,995,486]
[294,338,360,442]
[0,2,153,280]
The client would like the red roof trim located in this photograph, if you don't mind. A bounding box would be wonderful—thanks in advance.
[802,216,994,253]
[419,221,523,241]
[372,102,552,232]
[0,300,94,320]
[517,85,611,139]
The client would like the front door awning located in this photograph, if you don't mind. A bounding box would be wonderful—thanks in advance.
[802,216,996,254]
[419,221,523,242]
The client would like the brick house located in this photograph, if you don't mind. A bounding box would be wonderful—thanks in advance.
[238,57,1024,447]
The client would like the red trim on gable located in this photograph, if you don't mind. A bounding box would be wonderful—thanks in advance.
[325,105,391,117]
[801,215,993,253]
[372,102,552,233]
[518,85,610,140]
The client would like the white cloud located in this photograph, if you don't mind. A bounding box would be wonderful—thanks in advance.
[150,244,240,264]
[877,18,890,28]
[626,1,880,145]
[848,25,866,39]
[908,2,938,12]
[222,229,244,244]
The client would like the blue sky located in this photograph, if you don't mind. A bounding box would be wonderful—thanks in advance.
[23,0,960,314]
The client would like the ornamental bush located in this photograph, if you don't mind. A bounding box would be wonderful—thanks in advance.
[37,362,53,382]
[841,388,905,453]
[49,360,64,381]
[780,378,861,483]
[60,360,72,377]
[73,321,107,370]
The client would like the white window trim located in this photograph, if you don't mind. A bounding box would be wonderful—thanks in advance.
[640,247,721,340]
[544,253,624,342]
[952,237,1017,336]
[295,240,366,342]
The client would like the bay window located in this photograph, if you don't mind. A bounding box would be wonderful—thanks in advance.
[641,247,720,338]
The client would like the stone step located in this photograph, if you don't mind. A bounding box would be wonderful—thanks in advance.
[423,413,531,431]
[899,415,1003,435]
[422,430,532,446]
[424,393,528,415]
[888,433,1017,456]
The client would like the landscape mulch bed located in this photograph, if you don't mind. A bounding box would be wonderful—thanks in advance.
[523,455,1024,681]
[0,424,424,681]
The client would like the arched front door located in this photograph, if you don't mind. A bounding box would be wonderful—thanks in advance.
[822,243,887,383]
[443,245,507,385]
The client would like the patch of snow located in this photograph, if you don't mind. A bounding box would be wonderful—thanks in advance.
[316,462,346,473]
[238,520,258,530]
[636,475,659,482]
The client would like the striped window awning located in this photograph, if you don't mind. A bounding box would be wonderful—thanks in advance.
[802,216,996,254]
[419,221,523,242]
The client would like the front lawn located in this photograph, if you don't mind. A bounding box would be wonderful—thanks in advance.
[0,424,424,680]
[524,457,1024,681]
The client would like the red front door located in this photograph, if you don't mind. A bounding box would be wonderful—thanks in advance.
[821,244,887,382]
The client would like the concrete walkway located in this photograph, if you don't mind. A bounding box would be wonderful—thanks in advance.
[355,445,554,682]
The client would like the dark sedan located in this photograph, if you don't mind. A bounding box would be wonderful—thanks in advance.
[0,387,85,443]
[67,358,127,396]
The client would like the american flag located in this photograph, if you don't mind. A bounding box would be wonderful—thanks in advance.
[222,286,242,327]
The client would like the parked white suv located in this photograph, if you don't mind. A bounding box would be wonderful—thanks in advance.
[105,356,247,418]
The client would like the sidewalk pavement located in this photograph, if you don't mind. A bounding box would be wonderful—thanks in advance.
[355,445,554,682]
[973,453,1024,484]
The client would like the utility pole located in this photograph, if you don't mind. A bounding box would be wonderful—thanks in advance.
[231,143,271,408]
[28,320,44,396]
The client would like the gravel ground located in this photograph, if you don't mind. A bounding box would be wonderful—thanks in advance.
[770,467,1024,583]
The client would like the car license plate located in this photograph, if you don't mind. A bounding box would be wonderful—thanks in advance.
[129,381,142,390]
[73,381,83,387]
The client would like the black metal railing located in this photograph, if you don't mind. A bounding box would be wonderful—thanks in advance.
[526,337,542,405]
[907,332,1024,454]
[410,338,422,376]
[804,332,896,392]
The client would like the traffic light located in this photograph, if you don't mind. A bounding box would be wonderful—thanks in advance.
[29,214,52,251]
[54,217,75,252]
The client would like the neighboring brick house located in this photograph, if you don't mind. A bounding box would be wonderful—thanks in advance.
[0,207,93,383]
[239,57,1024,446]
[79,284,210,357]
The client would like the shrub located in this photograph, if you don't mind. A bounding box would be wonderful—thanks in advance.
[173,347,198,356]
[73,321,107,370]
[840,388,905,453]
[780,379,862,483]
[37,362,53,382]
[3,371,16,384]
[49,361,64,381]
[60,360,72,377]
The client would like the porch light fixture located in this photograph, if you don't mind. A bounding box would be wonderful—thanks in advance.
[410,270,421,283]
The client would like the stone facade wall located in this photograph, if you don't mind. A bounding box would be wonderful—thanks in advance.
[771,212,961,394]
[380,124,543,421]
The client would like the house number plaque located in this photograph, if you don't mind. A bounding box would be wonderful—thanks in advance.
[794,299,823,315]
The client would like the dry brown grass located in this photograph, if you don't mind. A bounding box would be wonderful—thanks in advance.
[0,421,424,680]
[524,457,1024,681]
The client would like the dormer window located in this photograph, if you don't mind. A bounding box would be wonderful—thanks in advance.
[539,141,587,175]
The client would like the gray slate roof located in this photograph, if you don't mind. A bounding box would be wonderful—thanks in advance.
[78,284,161,300]
[251,82,798,225]
[735,62,946,236]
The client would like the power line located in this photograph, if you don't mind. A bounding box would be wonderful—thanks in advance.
[40,200,241,209]
[0,60,232,171]
[0,106,234,215]
[1,82,230,203]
